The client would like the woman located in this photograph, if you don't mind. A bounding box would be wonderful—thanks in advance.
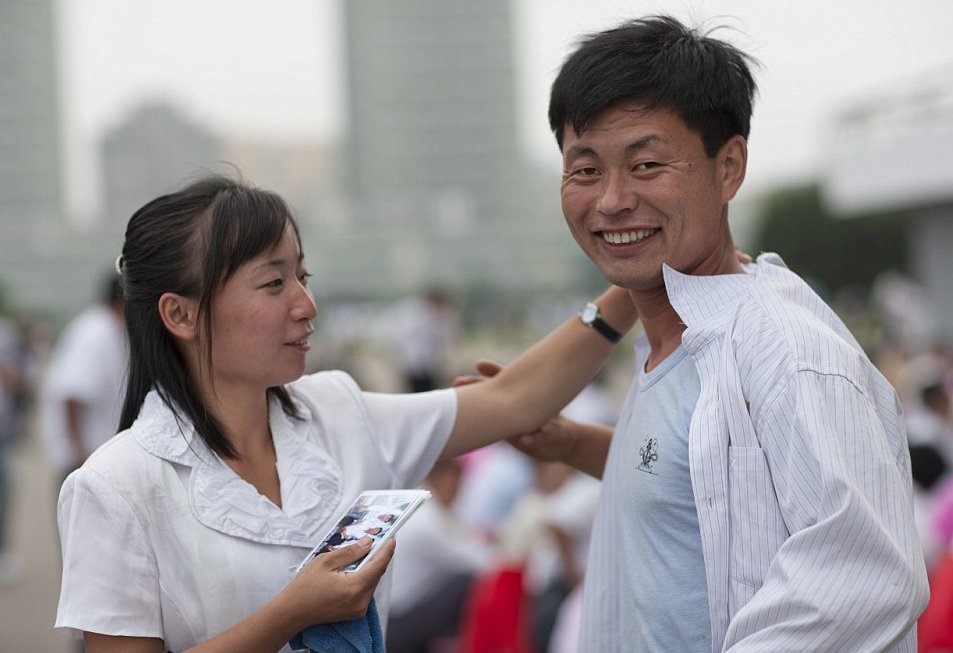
[54,176,637,652]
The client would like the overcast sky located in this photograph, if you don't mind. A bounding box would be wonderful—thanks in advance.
[57,0,953,218]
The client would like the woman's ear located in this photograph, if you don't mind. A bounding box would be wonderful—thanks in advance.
[158,292,199,341]
[717,134,748,203]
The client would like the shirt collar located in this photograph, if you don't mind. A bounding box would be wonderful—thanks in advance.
[662,253,787,349]
[132,388,342,547]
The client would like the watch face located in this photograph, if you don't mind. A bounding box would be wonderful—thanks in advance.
[581,303,598,323]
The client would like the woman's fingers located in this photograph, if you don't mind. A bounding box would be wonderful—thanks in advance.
[474,359,503,377]
[353,539,395,582]
[316,537,373,570]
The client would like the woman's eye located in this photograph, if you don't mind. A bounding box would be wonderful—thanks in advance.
[264,278,284,289]
[299,272,313,285]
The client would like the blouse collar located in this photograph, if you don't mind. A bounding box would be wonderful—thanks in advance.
[133,389,342,547]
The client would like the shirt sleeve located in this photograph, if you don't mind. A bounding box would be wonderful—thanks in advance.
[724,370,929,651]
[361,387,457,488]
[55,468,163,639]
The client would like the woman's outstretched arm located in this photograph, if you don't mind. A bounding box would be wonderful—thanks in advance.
[445,285,636,458]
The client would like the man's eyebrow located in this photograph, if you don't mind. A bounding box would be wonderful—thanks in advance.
[564,135,662,160]
[624,135,662,154]
[564,144,598,160]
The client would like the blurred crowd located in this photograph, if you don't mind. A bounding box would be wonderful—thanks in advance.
[4,270,953,651]
[0,311,45,583]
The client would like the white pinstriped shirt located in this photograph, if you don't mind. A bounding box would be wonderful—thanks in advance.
[578,253,929,652]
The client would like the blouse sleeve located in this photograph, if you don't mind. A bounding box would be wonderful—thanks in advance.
[55,468,163,639]
[360,387,457,488]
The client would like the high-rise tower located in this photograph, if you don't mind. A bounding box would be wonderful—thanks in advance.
[336,0,570,295]
[0,0,62,223]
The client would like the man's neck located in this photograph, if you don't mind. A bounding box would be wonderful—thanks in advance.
[633,247,745,371]
[631,285,685,372]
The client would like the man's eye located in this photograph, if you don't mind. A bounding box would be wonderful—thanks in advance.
[565,166,599,178]
[634,161,661,172]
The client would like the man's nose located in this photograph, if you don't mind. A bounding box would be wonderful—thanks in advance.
[596,171,638,216]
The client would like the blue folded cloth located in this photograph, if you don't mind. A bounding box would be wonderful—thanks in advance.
[289,597,384,653]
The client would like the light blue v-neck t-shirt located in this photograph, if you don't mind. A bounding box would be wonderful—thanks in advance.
[580,344,711,651]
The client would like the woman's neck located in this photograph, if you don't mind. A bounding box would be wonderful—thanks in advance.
[203,385,271,456]
[203,385,282,507]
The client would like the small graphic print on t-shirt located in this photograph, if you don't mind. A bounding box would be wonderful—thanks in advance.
[637,436,658,474]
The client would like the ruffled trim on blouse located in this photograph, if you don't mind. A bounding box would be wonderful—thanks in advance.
[133,389,342,547]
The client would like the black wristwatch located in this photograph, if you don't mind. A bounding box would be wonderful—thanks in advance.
[580,302,622,343]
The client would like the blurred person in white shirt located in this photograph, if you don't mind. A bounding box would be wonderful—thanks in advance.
[40,273,127,486]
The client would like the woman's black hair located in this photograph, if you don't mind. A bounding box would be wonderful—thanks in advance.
[117,175,302,459]
[549,15,759,157]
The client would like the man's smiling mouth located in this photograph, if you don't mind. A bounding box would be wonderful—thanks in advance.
[601,228,659,245]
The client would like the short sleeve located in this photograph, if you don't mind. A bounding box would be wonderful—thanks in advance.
[55,469,163,638]
[361,388,457,488]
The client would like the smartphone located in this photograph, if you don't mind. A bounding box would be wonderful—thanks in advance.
[296,488,431,573]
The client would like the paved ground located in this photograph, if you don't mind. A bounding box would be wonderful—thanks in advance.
[0,432,73,652]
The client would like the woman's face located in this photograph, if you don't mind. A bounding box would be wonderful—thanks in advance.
[202,224,316,396]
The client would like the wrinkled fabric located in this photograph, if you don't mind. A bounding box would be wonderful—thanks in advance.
[56,371,456,651]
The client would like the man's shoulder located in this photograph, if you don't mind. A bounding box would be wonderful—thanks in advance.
[732,263,871,381]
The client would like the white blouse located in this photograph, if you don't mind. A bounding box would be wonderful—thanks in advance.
[55,371,456,652]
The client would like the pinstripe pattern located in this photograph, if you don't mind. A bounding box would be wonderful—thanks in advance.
[579,254,929,652]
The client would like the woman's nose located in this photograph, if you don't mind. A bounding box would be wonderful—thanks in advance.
[293,281,317,321]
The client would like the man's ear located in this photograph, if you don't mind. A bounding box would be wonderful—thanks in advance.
[717,134,748,203]
[158,292,199,341]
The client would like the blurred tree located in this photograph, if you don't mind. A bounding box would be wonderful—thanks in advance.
[753,184,909,298]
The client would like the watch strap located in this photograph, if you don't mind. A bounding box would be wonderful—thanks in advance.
[581,303,622,343]
[590,314,622,343]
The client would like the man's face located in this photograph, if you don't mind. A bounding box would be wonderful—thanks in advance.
[560,102,743,291]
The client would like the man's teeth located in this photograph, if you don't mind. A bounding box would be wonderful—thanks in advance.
[602,229,656,245]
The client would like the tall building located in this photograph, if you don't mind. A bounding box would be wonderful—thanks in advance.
[335,0,580,298]
[0,0,62,223]
[0,0,67,313]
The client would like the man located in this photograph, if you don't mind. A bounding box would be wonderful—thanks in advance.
[41,273,127,486]
[512,15,928,651]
